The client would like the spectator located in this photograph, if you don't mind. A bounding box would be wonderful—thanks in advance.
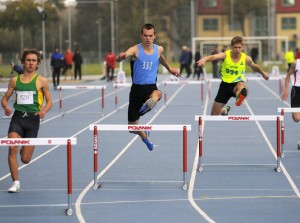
[105,50,116,81]
[64,49,73,80]
[285,48,295,72]
[179,46,192,79]
[193,48,204,80]
[50,47,64,89]
[73,49,83,80]
[211,46,219,78]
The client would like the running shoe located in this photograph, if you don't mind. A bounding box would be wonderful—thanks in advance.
[139,98,157,116]
[8,181,20,193]
[222,105,231,116]
[142,131,153,151]
[236,88,247,106]
[297,140,300,150]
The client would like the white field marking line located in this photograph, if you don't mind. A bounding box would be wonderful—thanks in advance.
[79,195,297,206]
[244,100,300,198]
[256,80,290,106]
[0,103,126,182]
[0,194,297,209]
[188,80,216,223]
[75,84,186,223]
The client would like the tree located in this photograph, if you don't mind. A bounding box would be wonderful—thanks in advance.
[223,0,268,36]
[0,0,63,48]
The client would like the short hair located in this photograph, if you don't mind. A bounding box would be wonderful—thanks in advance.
[20,48,41,64]
[141,23,156,34]
[231,36,244,46]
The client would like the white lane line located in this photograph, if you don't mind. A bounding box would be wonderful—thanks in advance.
[256,80,290,106]
[75,84,186,223]
[188,80,216,223]
[1,194,297,209]
[244,92,300,199]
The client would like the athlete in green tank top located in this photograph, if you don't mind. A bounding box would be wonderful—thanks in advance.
[220,50,247,83]
[196,36,269,116]
[14,74,44,113]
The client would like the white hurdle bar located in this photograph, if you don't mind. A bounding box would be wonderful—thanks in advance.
[58,85,106,116]
[0,137,77,216]
[278,107,300,156]
[113,83,132,110]
[162,80,205,106]
[195,115,284,173]
[89,124,191,190]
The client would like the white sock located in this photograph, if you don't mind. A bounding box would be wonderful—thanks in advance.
[13,180,20,185]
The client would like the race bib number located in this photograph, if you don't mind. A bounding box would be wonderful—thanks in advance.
[16,91,34,105]
[142,61,153,70]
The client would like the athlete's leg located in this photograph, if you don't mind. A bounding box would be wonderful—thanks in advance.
[211,101,226,115]
[7,132,21,182]
[128,120,153,151]
[139,90,162,116]
[292,112,300,122]
[234,82,248,106]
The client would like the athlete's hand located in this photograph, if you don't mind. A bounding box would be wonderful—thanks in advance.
[196,59,205,67]
[170,68,180,78]
[3,107,12,116]
[281,90,288,101]
[35,111,46,119]
[116,52,126,62]
[262,72,269,80]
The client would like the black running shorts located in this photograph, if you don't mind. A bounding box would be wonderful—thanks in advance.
[291,86,300,108]
[8,110,40,138]
[128,84,159,122]
[214,81,240,104]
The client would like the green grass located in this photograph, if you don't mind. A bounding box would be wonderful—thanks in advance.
[1,61,284,78]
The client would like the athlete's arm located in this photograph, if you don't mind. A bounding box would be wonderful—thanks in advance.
[196,52,226,67]
[36,76,52,118]
[159,54,180,78]
[1,77,17,116]
[246,56,269,80]
[281,62,295,101]
[116,45,138,62]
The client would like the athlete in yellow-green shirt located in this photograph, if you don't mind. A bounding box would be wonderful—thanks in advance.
[197,36,269,115]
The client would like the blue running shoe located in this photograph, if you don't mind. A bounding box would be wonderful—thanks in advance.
[142,131,153,151]
[139,98,157,116]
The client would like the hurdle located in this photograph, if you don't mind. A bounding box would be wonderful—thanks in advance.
[58,85,106,116]
[162,80,205,106]
[0,137,77,216]
[278,107,300,154]
[195,115,283,173]
[113,83,131,110]
[89,124,191,190]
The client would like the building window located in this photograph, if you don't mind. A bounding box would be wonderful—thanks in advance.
[203,19,218,31]
[281,17,296,29]
[282,0,295,6]
[229,20,242,31]
[204,0,217,7]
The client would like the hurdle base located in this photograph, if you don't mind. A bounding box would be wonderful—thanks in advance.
[66,208,73,216]
[93,183,102,190]
[182,183,188,191]
[198,166,204,172]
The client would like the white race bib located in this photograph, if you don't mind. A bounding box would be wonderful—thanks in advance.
[16,91,35,105]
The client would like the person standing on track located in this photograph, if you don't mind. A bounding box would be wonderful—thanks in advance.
[1,48,53,193]
[197,36,269,115]
[116,23,180,151]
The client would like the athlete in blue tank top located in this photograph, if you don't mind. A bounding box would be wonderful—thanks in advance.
[132,43,160,84]
[116,23,180,151]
